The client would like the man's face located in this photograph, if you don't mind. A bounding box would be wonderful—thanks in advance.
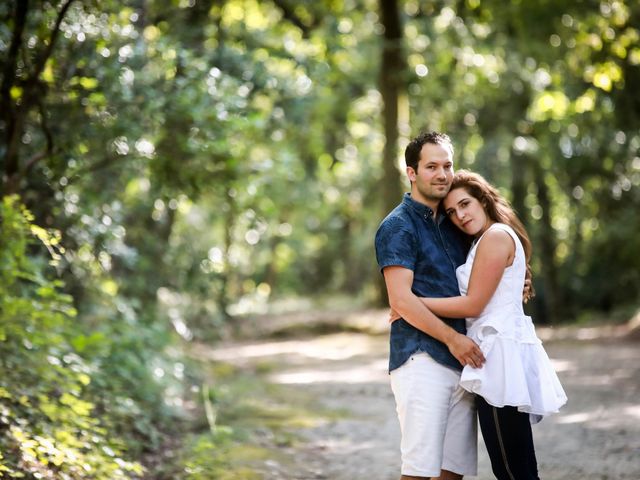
[407,143,454,206]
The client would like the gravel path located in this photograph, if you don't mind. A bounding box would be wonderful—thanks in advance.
[210,319,640,479]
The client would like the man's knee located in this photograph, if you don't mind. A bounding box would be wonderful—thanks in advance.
[400,473,463,480]
[434,470,463,480]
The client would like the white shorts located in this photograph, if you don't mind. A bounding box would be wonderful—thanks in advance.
[390,352,477,477]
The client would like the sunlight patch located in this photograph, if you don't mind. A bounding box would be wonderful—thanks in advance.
[549,358,573,372]
[623,405,640,419]
[269,360,388,385]
[209,333,381,362]
[555,412,594,424]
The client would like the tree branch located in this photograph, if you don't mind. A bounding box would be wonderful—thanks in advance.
[22,100,56,175]
[270,0,320,38]
[32,0,76,80]
[69,154,129,183]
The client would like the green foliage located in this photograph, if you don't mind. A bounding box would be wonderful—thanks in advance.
[1,0,640,473]
[0,196,143,478]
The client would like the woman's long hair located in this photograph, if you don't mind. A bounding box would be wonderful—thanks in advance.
[450,169,535,300]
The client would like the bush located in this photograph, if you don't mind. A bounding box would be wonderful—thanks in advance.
[0,196,143,479]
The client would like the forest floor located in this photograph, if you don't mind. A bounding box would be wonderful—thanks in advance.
[189,308,640,480]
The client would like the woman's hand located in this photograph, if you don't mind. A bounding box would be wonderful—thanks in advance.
[388,308,402,323]
[446,332,485,369]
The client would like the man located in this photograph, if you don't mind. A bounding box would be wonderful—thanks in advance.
[375,131,485,480]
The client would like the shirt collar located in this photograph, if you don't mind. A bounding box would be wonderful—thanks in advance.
[403,192,445,223]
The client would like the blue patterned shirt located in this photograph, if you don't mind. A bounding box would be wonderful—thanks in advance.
[375,193,471,372]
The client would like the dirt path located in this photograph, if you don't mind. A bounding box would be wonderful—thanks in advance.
[208,316,640,479]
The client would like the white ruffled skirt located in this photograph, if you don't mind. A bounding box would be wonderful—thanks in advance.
[460,314,567,424]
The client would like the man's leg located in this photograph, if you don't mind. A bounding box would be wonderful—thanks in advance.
[399,470,462,480]
[434,469,463,480]
[440,386,477,478]
[390,353,459,478]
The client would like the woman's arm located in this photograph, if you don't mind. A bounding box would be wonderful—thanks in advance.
[383,265,485,368]
[420,229,515,318]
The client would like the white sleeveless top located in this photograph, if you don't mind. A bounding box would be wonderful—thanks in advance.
[457,223,567,423]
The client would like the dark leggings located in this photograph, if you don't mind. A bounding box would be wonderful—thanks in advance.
[476,395,540,480]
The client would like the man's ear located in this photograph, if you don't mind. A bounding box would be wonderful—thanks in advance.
[406,166,416,182]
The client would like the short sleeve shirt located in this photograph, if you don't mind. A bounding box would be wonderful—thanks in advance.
[375,193,471,372]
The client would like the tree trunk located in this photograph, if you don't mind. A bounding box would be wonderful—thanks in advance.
[1,0,76,196]
[377,0,406,306]
[510,150,528,228]
[532,157,559,323]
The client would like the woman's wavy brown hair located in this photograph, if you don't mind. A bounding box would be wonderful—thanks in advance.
[449,169,535,301]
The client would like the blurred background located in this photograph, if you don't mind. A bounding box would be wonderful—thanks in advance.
[1,0,639,478]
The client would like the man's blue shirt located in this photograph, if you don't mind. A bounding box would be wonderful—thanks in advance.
[375,193,471,372]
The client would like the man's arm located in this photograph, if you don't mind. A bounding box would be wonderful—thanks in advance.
[383,265,485,368]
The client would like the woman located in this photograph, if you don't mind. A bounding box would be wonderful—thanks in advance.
[393,170,567,480]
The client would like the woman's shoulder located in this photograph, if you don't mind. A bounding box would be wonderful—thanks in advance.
[471,223,516,258]
[482,223,526,257]
[477,225,515,250]
[476,223,514,241]
[488,222,516,234]
[485,223,520,242]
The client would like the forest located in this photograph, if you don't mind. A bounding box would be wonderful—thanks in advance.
[1,0,639,478]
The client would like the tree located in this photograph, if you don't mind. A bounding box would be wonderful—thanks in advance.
[1,0,76,196]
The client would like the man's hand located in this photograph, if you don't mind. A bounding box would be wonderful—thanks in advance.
[446,332,485,369]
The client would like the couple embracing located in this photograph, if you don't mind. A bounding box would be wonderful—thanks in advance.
[375,132,567,480]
